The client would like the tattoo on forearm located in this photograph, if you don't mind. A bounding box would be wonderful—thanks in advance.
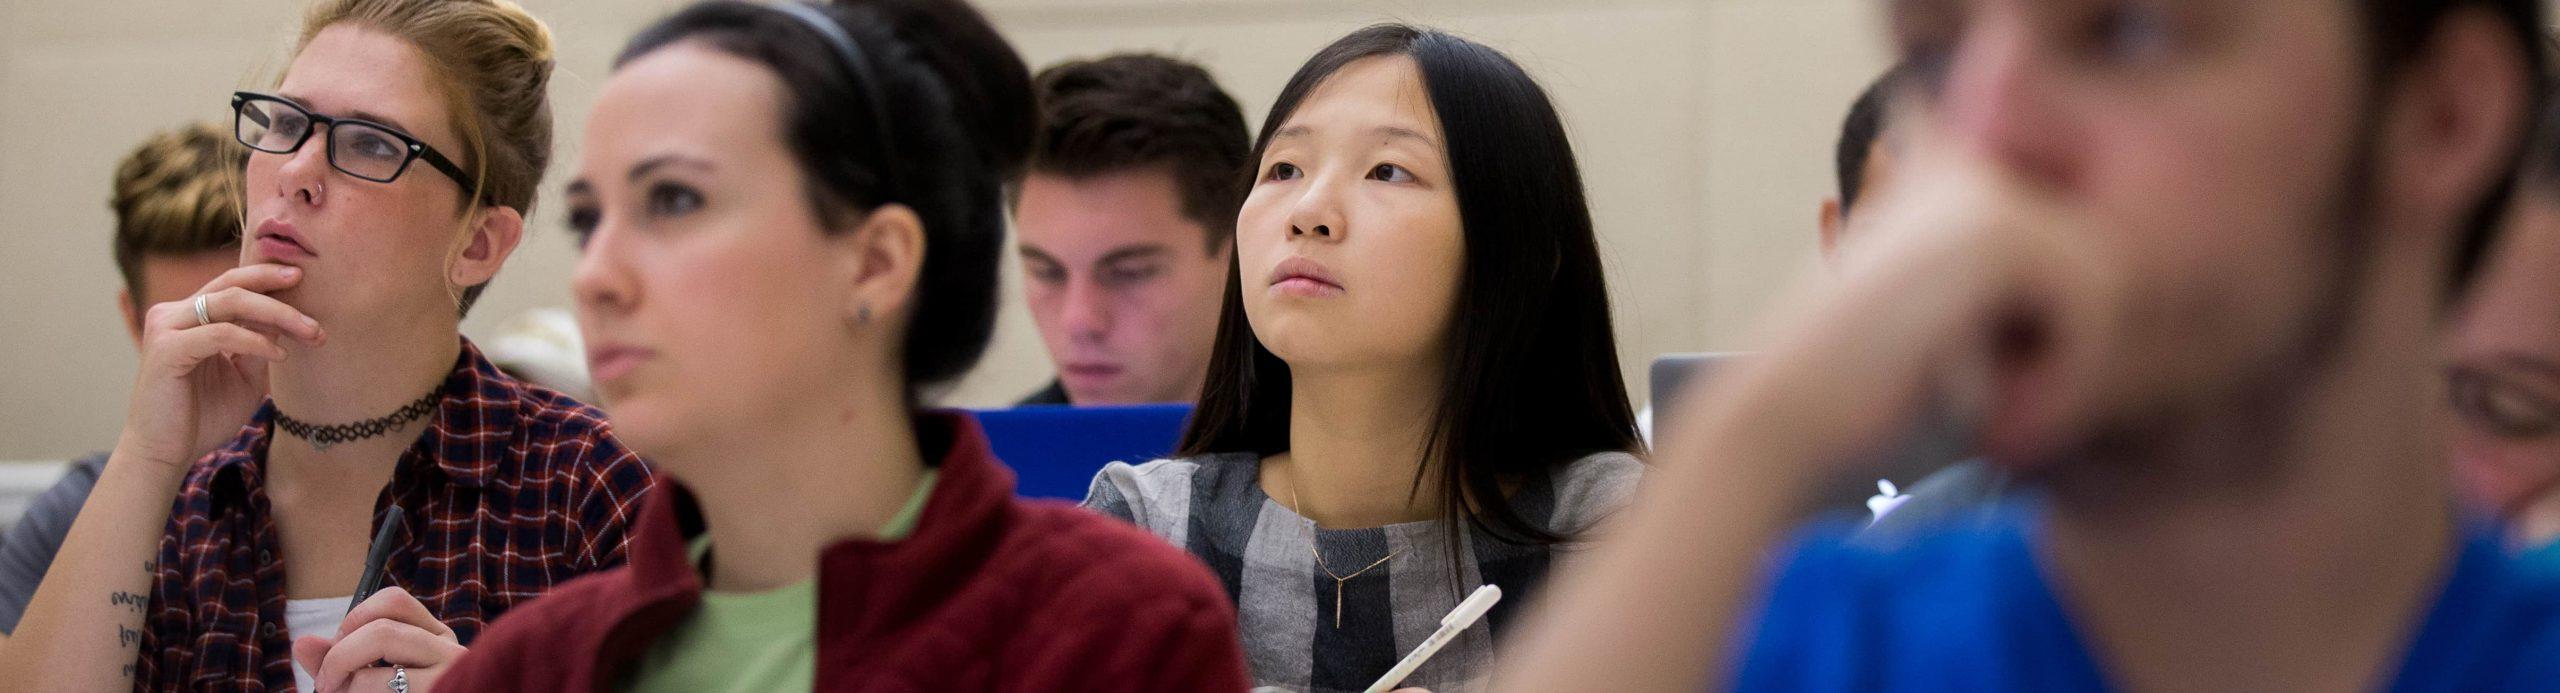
[119,560,159,681]
[117,622,142,680]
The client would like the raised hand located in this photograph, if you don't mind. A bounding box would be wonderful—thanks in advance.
[116,263,325,470]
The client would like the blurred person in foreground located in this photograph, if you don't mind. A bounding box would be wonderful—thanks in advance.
[1498,0,2559,690]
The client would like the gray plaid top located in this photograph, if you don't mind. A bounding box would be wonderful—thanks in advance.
[1083,451,1643,693]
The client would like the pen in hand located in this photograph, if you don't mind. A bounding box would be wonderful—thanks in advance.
[1365,584,1502,693]
[350,504,405,611]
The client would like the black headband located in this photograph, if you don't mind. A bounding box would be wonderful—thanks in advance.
[765,1,905,204]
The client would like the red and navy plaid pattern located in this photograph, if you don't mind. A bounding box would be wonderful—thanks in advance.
[135,339,656,691]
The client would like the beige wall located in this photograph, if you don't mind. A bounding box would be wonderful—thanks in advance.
[0,0,1891,459]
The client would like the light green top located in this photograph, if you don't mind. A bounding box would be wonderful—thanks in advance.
[620,471,938,693]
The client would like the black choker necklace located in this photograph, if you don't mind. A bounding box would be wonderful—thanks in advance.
[274,389,442,451]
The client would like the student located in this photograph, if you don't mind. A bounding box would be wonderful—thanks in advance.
[1816,65,1905,261]
[1813,65,2010,542]
[1498,0,2556,690]
[1013,54,1248,406]
[0,123,243,642]
[1084,24,1645,693]
[0,1,656,690]
[2452,94,2560,553]
[431,1,1250,690]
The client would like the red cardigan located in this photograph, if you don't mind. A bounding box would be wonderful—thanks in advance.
[438,411,1249,691]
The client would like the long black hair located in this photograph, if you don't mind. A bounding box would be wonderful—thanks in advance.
[616,0,1034,389]
[1178,24,1642,551]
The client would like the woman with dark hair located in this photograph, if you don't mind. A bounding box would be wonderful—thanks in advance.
[433,1,1248,690]
[1083,23,1644,693]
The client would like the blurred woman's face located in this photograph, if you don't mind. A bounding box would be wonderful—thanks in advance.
[240,24,478,330]
[2450,190,2560,520]
[568,42,867,463]
[1235,55,1464,373]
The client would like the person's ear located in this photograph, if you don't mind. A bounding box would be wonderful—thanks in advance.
[117,288,144,347]
[1818,197,1848,267]
[832,204,927,329]
[2374,8,2530,249]
[449,206,528,292]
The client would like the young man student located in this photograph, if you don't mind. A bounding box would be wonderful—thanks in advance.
[1816,65,1905,262]
[2450,93,2560,556]
[1011,54,1248,405]
[1501,0,2560,690]
[1818,64,2009,540]
[0,123,243,643]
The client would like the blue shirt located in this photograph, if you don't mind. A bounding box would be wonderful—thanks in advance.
[1732,502,2560,691]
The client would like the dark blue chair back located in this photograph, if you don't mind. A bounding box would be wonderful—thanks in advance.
[971,404,1194,500]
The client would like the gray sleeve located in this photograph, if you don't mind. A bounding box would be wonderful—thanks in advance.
[0,455,108,634]
[1081,464,1138,522]
[1549,452,1647,537]
[1079,459,1204,547]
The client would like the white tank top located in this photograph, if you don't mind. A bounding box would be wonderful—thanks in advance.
[284,596,351,692]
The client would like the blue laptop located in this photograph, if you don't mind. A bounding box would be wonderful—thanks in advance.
[970,404,1193,501]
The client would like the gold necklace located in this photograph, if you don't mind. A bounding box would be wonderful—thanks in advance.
[1290,484,1402,629]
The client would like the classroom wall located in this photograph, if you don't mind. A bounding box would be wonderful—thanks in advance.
[0,0,1892,459]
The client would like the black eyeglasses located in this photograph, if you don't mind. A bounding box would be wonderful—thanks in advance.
[2449,364,2560,439]
[231,91,475,188]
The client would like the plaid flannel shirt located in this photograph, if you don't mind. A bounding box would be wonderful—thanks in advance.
[134,338,655,691]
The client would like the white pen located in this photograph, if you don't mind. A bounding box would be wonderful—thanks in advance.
[1364,584,1503,693]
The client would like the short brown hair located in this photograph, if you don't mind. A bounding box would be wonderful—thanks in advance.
[1024,54,1248,254]
[296,0,556,316]
[111,122,242,309]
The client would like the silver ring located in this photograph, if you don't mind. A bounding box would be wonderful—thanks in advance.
[192,294,211,327]
[388,664,408,693]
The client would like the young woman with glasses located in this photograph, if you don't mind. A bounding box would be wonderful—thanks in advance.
[0,1,655,690]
